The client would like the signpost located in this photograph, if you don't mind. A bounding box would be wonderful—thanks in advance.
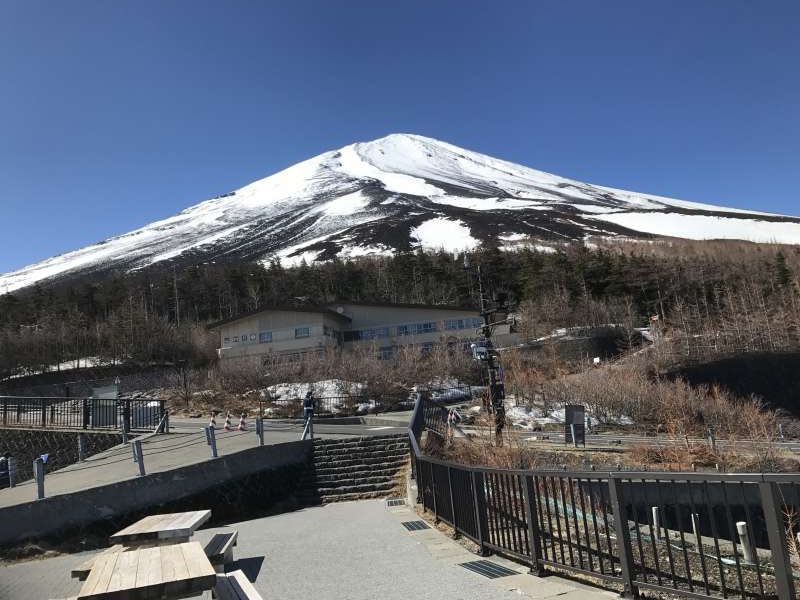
[565,404,586,447]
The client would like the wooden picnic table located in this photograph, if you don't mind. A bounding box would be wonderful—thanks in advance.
[109,510,211,546]
[77,541,216,600]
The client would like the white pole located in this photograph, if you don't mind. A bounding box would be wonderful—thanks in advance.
[736,521,755,563]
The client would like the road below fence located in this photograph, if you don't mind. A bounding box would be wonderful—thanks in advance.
[409,397,800,600]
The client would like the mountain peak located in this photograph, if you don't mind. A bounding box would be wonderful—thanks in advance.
[2,136,800,295]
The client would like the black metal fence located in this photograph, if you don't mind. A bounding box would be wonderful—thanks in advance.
[0,396,165,431]
[409,397,800,600]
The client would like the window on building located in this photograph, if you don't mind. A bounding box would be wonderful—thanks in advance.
[295,327,310,339]
[361,327,390,340]
[420,342,435,355]
[223,337,231,344]
[259,331,272,343]
[232,336,239,342]
[444,319,464,330]
[398,322,438,336]
[378,346,394,360]
[444,317,482,330]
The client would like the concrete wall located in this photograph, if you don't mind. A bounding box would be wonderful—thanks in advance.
[0,439,311,546]
[0,428,123,483]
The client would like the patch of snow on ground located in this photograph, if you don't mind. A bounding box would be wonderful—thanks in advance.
[428,196,549,211]
[267,379,366,400]
[410,218,479,252]
[322,191,370,216]
[588,212,800,245]
[338,243,394,259]
[338,144,444,197]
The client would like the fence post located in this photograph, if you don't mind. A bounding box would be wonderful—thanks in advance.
[134,439,145,476]
[431,463,439,523]
[41,399,47,428]
[208,426,218,458]
[122,399,131,435]
[256,417,264,446]
[2,398,7,426]
[759,481,796,600]
[608,475,639,599]
[82,398,90,429]
[471,470,491,556]
[522,474,547,576]
[77,433,87,462]
[7,457,16,488]
[447,466,458,538]
[33,458,45,500]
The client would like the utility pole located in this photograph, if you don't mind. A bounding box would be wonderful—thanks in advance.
[464,255,511,447]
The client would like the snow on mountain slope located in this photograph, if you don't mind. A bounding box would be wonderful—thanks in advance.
[3,133,800,294]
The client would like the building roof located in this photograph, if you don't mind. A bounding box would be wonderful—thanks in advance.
[326,301,478,312]
[207,305,352,330]
[206,301,479,330]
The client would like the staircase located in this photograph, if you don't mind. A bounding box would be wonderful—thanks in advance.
[297,434,409,505]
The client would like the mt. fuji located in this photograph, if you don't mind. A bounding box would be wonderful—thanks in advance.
[3,133,800,294]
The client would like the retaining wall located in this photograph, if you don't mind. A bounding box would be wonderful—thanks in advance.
[0,427,123,483]
[0,439,311,546]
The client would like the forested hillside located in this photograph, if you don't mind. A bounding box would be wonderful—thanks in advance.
[1,240,799,378]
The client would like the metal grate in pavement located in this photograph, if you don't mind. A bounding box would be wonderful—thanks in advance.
[459,560,518,579]
[386,498,405,507]
[401,520,430,531]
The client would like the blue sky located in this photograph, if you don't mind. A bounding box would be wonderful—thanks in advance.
[1,0,798,273]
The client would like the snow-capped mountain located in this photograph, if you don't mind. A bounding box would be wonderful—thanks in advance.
[3,133,800,294]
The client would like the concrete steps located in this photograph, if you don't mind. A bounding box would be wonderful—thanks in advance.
[297,434,409,505]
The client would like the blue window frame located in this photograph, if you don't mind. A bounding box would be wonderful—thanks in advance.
[444,319,463,330]
[398,322,438,336]
[444,317,482,330]
[295,327,310,339]
[361,327,390,340]
[259,331,272,343]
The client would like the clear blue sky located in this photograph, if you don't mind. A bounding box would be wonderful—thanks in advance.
[1,0,798,273]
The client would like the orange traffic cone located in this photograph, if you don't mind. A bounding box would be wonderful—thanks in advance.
[209,413,217,429]
[223,412,233,431]
[238,413,247,431]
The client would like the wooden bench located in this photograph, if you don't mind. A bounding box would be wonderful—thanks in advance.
[70,545,123,581]
[203,531,238,571]
[214,570,263,600]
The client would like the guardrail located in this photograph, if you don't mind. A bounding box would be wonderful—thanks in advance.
[408,396,800,600]
[0,396,165,431]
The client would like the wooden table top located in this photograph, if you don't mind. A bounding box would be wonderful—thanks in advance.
[109,510,211,545]
[77,541,216,600]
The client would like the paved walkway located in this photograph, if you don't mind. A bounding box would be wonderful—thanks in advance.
[0,420,406,509]
[0,499,615,600]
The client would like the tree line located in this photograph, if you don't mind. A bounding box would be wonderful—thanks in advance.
[1,239,798,379]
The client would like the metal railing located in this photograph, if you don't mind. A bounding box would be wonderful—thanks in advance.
[0,396,165,431]
[408,396,800,600]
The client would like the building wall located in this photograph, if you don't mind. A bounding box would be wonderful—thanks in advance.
[215,304,512,361]
[331,304,486,353]
[217,310,332,360]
